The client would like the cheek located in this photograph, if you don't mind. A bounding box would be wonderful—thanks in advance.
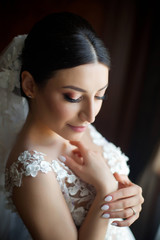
[95,102,103,116]
[45,96,77,120]
[54,104,73,119]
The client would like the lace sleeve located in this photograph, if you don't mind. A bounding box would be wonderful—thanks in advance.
[5,150,96,227]
[5,150,53,211]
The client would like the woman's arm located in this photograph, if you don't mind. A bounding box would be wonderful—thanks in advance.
[12,171,78,240]
[12,143,118,240]
[78,185,117,240]
[12,140,141,240]
[62,141,144,238]
[100,173,144,227]
[62,141,119,240]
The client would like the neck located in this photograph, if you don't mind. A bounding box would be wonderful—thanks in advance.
[19,112,66,147]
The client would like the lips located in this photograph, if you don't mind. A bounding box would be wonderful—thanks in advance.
[68,124,87,133]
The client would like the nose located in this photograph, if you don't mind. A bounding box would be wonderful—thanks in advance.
[79,99,95,124]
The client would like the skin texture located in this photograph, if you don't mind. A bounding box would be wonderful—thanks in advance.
[21,63,108,142]
[8,63,144,240]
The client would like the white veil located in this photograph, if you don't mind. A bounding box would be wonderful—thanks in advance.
[0,35,30,239]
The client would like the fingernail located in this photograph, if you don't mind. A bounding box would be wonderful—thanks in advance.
[111,222,118,226]
[59,155,66,162]
[102,213,110,219]
[101,205,109,211]
[104,196,112,202]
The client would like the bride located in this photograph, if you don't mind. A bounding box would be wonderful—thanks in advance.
[0,12,144,240]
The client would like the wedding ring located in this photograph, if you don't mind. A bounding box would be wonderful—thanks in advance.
[131,207,136,215]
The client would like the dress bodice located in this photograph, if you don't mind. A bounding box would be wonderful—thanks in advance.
[5,125,135,240]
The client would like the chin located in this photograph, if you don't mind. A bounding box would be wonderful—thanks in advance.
[61,131,85,142]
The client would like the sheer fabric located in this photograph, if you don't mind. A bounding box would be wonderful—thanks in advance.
[4,125,135,240]
[0,35,135,240]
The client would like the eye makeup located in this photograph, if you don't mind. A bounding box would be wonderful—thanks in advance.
[63,93,107,103]
[63,93,82,103]
[95,94,107,100]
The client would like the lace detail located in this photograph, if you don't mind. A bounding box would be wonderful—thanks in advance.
[51,159,95,226]
[5,151,52,211]
[0,35,27,94]
[89,125,130,175]
[105,222,135,240]
[5,125,134,239]
[5,150,96,227]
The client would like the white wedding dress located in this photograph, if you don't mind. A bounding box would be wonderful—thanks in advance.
[3,125,135,240]
[0,35,135,240]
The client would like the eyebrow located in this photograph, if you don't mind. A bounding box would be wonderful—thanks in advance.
[62,84,108,92]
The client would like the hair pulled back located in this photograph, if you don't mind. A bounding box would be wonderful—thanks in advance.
[20,12,110,97]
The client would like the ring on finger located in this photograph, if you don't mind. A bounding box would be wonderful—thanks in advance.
[130,207,136,215]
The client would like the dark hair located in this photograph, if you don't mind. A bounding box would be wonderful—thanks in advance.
[20,12,110,98]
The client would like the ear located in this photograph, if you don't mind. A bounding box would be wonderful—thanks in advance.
[21,71,37,98]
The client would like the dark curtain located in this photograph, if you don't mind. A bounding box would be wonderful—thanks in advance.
[95,0,160,182]
[0,0,160,239]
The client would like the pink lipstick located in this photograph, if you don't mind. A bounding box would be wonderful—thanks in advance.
[68,124,87,133]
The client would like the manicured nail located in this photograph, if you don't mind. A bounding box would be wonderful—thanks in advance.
[102,213,110,219]
[59,155,66,162]
[101,205,109,211]
[111,222,118,226]
[104,196,112,202]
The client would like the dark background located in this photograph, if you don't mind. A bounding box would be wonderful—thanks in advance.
[0,0,160,239]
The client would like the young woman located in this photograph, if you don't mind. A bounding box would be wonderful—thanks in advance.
[0,12,144,240]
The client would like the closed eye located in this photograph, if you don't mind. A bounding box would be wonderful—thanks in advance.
[63,93,107,103]
[63,94,82,103]
[95,94,107,101]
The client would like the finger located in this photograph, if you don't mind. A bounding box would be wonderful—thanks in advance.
[105,184,142,202]
[102,208,133,219]
[101,204,142,219]
[71,152,83,165]
[105,195,140,211]
[58,155,81,173]
[111,213,139,227]
[113,172,126,183]
[72,149,82,158]
[113,173,132,186]
[70,141,88,156]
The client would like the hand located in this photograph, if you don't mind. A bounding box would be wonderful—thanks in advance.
[101,172,144,227]
[60,141,118,192]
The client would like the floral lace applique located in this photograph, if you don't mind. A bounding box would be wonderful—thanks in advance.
[5,150,96,226]
[50,159,95,226]
[5,124,131,233]
[89,125,130,175]
[5,151,52,211]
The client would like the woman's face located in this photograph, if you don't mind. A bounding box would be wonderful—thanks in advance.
[33,63,109,141]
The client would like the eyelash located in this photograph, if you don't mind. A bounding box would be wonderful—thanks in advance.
[63,94,107,103]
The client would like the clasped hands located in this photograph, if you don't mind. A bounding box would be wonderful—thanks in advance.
[60,141,144,227]
[101,172,144,227]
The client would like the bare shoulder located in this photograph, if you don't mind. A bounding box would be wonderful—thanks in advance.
[6,137,58,169]
[8,146,77,240]
[5,131,78,239]
[12,166,77,239]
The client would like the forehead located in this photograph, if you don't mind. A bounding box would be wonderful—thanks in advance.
[47,63,109,91]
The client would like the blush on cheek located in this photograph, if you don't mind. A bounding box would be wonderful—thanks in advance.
[43,92,77,127]
[54,104,72,118]
[46,97,74,120]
